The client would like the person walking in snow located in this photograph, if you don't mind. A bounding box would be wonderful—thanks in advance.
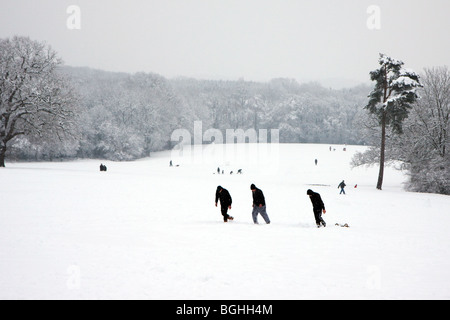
[307,189,326,228]
[338,180,346,194]
[215,186,234,222]
[250,184,270,224]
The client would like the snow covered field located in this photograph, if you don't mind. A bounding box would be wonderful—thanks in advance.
[0,143,449,300]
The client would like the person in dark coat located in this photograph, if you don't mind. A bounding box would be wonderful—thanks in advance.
[215,186,234,222]
[338,180,346,194]
[307,189,326,228]
[250,184,270,224]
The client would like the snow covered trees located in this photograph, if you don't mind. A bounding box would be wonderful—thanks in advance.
[400,67,450,194]
[0,36,77,167]
[9,66,368,161]
[354,65,449,195]
[1,38,369,164]
[71,69,191,161]
[365,54,421,189]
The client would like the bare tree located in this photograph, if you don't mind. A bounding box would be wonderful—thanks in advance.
[0,36,77,167]
[402,66,450,194]
[412,67,450,158]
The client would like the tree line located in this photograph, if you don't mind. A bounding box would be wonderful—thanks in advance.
[2,37,369,164]
[353,64,449,195]
[1,37,448,194]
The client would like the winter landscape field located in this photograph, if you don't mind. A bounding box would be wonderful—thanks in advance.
[1,143,449,300]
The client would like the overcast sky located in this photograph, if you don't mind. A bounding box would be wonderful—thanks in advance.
[1,0,449,87]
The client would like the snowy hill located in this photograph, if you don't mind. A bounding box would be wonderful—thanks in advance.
[0,143,449,299]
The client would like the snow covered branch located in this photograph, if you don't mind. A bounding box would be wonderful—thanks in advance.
[0,36,77,167]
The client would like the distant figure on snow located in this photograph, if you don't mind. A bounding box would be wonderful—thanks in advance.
[215,186,233,222]
[170,160,173,167]
[315,159,318,166]
[307,189,326,228]
[100,163,107,172]
[250,184,270,224]
[338,180,346,194]
[237,169,242,174]
[217,167,220,174]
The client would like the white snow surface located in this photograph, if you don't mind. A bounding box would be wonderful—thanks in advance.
[1,143,449,300]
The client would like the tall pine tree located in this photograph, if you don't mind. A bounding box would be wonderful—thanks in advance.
[366,54,421,190]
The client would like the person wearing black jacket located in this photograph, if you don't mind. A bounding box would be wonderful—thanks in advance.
[338,180,346,195]
[215,186,234,222]
[250,184,270,224]
[307,189,326,228]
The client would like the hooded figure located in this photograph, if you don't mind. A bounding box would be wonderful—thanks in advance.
[250,184,270,224]
[215,186,233,222]
[307,189,326,228]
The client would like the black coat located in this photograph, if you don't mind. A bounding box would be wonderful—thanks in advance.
[309,191,325,211]
[216,188,232,207]
[252,188,266,206]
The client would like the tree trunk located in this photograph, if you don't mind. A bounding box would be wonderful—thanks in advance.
[376,64,389,190]
[0,146,6,168]
[377,110,386,190]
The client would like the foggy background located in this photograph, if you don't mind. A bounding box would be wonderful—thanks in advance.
[1,0,449,88]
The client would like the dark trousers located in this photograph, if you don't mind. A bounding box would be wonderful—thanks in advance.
[221,206,231,222]
[313,209,326,226]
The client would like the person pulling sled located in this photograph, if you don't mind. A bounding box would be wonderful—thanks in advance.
[307,189,326,228]
[215,186,234,222]
[250,184,271,224]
